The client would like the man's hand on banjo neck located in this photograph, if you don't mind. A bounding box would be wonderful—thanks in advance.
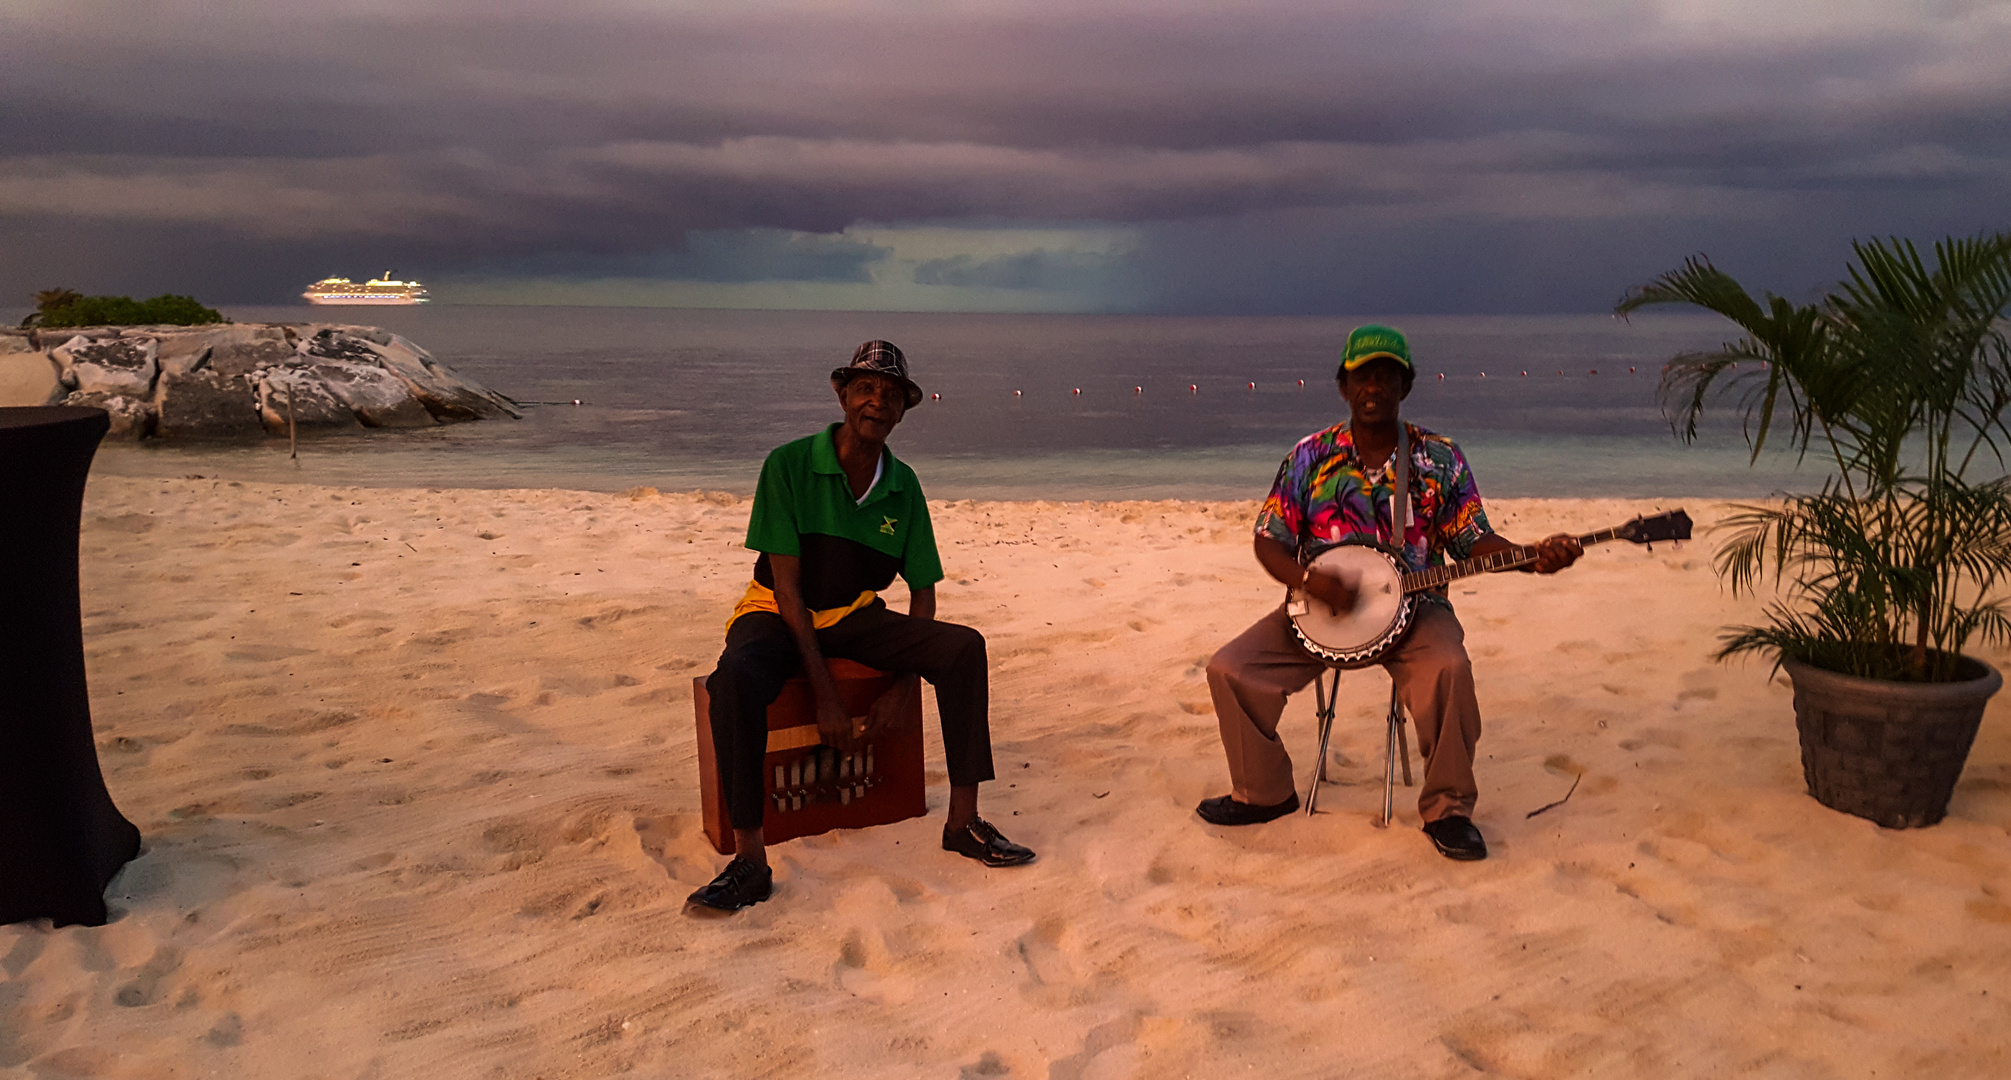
[1469,531,1584,575]
[1255,532,1583,616]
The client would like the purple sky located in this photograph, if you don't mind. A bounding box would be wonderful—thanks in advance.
[4,1,2007,313]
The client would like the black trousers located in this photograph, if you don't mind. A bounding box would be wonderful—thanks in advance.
[705,601,995,831]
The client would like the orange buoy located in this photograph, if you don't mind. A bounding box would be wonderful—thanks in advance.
[1297,379,1305,387]
[1134,386,1142,393]
[931,392,941,400]
[1437,373,1445,380]
[1189,384,1198,393]
[1589,369,1597,375]
[1073,388,1081,395]
[1520,371,1527,377]
[1013,390,1022,396]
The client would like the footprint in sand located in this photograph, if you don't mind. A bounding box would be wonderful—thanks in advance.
[1675,668,1719,703]
[204,1012,244,1048]
[222,709,359,738]
[959,1051,1011,1078]
[1543,753,1584,776]
[1965,899,2011,925]
[223,643,315,663]
[1014,914,1082,992]
[517,884,620,921]
[2,930,47,979]
[831,924,919,1005]
[113,945,184,1008]
[1617,728,1686,752]
[480,817,553,871]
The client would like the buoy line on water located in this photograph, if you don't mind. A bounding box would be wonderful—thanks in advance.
[533,365,1647,411]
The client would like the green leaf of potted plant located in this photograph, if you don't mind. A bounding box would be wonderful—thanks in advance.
[1619,232,2011,827]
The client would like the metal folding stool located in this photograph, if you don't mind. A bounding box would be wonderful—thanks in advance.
[1305,666,1411,825]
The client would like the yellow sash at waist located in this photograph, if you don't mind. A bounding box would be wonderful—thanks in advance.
[726,580,877,635]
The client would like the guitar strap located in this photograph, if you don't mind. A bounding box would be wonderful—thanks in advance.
[1391,419,1410,546]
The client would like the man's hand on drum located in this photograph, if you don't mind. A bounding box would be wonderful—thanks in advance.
[1304,567,1359,614]
[1531,533,1583,573]
[857,675,919,743]
[814,693,860,750]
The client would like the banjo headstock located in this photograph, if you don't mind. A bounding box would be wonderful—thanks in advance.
[1616,509,1692,545]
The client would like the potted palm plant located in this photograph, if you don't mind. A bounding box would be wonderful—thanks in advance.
[1618,232,2011,827]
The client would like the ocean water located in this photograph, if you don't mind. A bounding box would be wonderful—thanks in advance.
[88,306,1818,501]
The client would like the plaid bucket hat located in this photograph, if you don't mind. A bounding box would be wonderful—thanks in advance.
[832,340,925,408]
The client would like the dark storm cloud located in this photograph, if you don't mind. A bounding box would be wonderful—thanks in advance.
[2,2,2007,309]
[913,250,1118,292]
[481,229,888,284]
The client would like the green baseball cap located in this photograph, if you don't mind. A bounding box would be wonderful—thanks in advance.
[1340,324,1412,374]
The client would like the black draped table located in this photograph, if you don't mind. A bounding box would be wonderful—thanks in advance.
[1,406,141,926]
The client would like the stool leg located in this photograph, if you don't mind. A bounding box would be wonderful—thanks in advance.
[1305,666,1339,817]
[1392,684,1413,787]
[1380,684,1401,828]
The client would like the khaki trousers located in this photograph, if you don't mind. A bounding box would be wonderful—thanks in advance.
[1206,602,1482,823]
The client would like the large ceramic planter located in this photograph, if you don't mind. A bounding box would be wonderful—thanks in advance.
[1783,654,2002,828]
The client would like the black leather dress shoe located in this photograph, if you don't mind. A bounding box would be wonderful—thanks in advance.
[686,858,773,910]
[1422,815,1488,861]
[1196,792,1299,826]
[943,816,1036,867]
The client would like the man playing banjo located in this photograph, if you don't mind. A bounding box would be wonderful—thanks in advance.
[1198,324,1581,860]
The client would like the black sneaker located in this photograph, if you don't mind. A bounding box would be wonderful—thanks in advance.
[1422,816,1487,861]
[1196,792,1299,826]
[686,858,773,910]
[942,816,1036,867]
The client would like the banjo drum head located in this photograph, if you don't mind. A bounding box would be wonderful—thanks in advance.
[1290,544,1411,667]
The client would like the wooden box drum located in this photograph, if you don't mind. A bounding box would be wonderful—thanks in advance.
[692,659,926,855]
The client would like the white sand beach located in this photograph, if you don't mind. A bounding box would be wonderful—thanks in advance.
[5,477,2009,1078]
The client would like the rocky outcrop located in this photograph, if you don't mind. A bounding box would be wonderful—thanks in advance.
[57,336,159,397]
[155,370,262,439]
[204,325,296,377]
[0,322,519,440]
[303,328,515,422]
[300,358,435,428]
[256,366,360,431]
[61,390,155,439]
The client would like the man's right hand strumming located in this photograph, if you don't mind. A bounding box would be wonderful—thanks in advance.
[1303,567,1359,615]
[1255,535,1359,615]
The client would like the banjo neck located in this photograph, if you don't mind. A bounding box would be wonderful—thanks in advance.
[1289,510,1688,667]
[1398,526,1625,594]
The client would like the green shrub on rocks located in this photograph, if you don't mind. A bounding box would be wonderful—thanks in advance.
[24,289,226,329]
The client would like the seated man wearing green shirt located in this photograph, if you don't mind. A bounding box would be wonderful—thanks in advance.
[688,341,1036,912]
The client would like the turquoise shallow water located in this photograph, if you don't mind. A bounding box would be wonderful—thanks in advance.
[89,306,1817,499]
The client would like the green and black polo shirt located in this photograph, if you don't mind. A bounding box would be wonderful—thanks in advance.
[727,423,944,631]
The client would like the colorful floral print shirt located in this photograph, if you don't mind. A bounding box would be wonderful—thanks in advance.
[1256,421,1492,606]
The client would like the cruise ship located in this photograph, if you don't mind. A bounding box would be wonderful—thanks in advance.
[301,273,430,305]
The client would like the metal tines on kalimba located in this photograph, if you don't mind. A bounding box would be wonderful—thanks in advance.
[768,742,885,814]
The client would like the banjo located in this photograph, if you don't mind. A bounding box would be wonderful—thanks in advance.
[1287,509,1693,667]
